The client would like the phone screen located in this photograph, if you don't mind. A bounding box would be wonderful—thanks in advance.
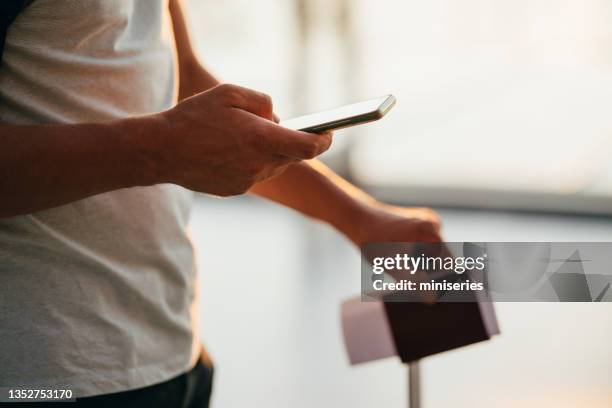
[280,95,395,133]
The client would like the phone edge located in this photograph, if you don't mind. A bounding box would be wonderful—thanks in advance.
[300,94,396,133]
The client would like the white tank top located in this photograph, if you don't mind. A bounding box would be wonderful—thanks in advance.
[0,0,200,397]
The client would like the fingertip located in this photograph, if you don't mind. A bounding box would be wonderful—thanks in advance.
[318,131,333,151]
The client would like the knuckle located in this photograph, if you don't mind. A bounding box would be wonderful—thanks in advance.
[216,83,239,102]
[259,92,273,110]
[217,83,235,93]
[215,83,230,94]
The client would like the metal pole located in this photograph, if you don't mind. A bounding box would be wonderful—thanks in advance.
[408,360,420,408]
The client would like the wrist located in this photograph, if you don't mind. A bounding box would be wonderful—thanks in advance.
[114,113,170,187]
[335,199,384,247]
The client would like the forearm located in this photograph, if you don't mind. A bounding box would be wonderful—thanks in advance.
[0,118,160,217]
[250,160,381,244]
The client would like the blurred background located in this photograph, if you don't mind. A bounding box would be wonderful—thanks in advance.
[185,0,612,406]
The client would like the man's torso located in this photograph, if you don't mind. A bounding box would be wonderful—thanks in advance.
[0,0,200,397]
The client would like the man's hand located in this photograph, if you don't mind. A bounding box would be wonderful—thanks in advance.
[357,204,443,303]
[352,203,442,247]
[150,84,332,196]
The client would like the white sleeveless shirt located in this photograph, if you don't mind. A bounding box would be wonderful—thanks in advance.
[0,0,200,397]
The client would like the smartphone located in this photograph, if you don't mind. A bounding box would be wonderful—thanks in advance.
[280,95,396,133]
